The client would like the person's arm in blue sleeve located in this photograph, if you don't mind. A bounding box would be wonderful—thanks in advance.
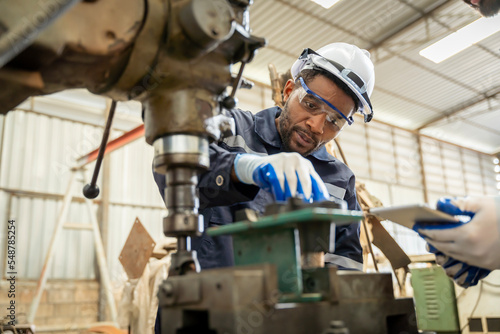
[153,143,260,208]
[154,143,330,208]
[197,143,261,207]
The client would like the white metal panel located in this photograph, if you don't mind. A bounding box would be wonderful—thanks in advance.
[456,271,500,334]
[0,111,106,194]
[421,114,500,154]
[235,85,274,114]
[244,0,500,154]
[0,114,4,155]
[108,136,164,207]
[336,120,369,178]
[8,196,96,279]
[382,220,428,255]
[0,109,153,279]
[360,179,392,206]
[0,191,8,277]
[395,133,422,187]
[421,136,496,197]
[18,90,143,131]
[481,155,498,195]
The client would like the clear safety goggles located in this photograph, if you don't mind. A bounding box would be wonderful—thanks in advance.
[291,48,373,122]
[296,77,353,131]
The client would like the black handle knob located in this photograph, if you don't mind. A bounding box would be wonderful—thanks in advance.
[83,183,100,199]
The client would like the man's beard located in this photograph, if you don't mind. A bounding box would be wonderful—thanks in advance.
[463,0,500,17]
[278,102,321,156]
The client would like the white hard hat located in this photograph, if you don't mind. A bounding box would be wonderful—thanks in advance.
[290,42,375,122]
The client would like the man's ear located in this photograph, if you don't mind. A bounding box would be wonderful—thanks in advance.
[282,79,295,103]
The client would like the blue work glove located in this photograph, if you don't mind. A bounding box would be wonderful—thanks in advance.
[413,198,491,288]
[425,243,490,288]
[234,152,329,202]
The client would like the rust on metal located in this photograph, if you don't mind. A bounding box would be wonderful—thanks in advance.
[119,217,156,279]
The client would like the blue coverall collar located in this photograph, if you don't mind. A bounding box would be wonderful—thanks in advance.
[254,107,335,162]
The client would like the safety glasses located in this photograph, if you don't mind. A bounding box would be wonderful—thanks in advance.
[291,48,373,120]
[296,77,353,131]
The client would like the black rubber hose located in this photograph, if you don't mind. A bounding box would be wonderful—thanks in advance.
[0,0,81,68]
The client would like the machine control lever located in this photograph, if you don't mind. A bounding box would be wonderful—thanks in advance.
[83,100,117,199]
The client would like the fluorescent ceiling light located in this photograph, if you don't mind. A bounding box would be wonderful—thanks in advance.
[419,15,500,63]
[311,0,341,9]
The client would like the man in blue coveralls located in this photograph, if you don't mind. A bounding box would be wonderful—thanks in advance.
[154,42,376,271]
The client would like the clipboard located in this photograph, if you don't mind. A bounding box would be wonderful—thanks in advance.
[370,204,458,229]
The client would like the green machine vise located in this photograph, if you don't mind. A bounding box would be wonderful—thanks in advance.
[206,198,364,302]
[159,198,419,333]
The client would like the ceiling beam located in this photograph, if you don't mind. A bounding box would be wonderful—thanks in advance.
[418,86,500,130]
[367,0,453,52]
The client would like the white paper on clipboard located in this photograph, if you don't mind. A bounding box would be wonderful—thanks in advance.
[369,204,458,229]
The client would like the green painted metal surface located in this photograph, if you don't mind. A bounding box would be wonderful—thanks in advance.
[206,207,363,297]
[411,266,460,333]
[206,208,363,236]
[279,293,323,303]
[232,228,303,295]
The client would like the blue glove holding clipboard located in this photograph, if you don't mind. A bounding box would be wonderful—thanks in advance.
[413,198,491,288]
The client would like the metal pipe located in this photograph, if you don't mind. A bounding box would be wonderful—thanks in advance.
[76,124,144,168]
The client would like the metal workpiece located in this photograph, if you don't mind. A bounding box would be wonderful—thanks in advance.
[206,200,364,297]
[159,265,418,334]
[263,196,347,216]
[207,204,362,237]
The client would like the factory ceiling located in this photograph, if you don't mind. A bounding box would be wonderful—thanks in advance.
[243,0,500,154]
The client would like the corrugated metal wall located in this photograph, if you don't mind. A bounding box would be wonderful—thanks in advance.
[1,110,99,279]
[106,137,167,281]
[0,101,166,280]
